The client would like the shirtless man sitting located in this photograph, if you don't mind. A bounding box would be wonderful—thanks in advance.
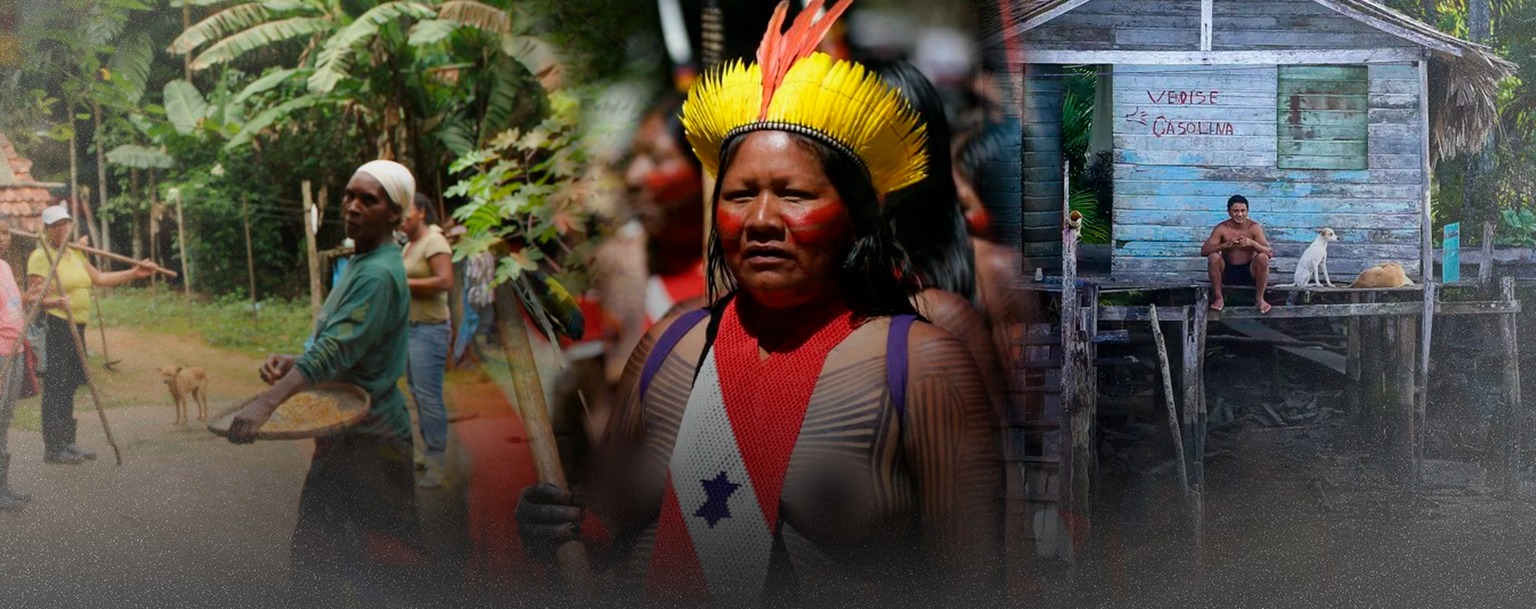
[1200,194,1274,313]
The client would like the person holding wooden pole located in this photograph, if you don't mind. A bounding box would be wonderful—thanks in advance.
[27,205,153,465]
[516,1,1000,604]
[224,160,427,607]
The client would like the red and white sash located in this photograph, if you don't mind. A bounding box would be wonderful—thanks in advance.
[646,300,854,605]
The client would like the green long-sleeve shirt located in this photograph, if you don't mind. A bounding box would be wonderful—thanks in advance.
[295,242,411,441]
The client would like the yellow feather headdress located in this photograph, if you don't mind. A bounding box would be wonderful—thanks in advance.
[680,0,928,201]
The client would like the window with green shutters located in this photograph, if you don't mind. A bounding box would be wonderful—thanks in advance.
[1277,65,1369,170]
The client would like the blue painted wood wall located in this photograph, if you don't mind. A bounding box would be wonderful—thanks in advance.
[1025,0,1429,281]
[1110,63,1424,279]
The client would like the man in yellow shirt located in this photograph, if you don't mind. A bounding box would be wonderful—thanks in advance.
[27,205,153,464]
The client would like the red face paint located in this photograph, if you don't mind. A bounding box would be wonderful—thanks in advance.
[779,199,850,248]
[642,163,702,209]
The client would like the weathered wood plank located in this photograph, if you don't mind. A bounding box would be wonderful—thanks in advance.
[1221,318,1346,375]
[1115,196,1418,213]
[1098,299,1519,321]
[1113,225,1420,244]
[1023,48,1425,64]
[1115,209,1420,230]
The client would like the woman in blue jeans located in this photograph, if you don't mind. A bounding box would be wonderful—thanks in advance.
[401,193,454,488]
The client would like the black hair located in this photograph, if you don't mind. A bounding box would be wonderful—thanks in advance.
[412,192,439,225]
[653,93,702,171]
[954,119,1024,246]
[870,59,977,303]
[706,132,920,319]
[1227,194,1249,210]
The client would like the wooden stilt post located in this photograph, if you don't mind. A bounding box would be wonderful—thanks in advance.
[303,181,323,322]
[1059,196,1092,564]
[1181,290,1209,554]
[1148,305,1188,494]
[1414,282,1436,493]
[1497,277,1522,497]
[1347,293,1363,417]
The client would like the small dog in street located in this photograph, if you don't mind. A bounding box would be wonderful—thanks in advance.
[1290,227,1340,288]
[1351,262,1416,288]
[159,366,209,426]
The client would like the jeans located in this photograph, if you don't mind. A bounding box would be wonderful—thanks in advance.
[0,353,21,455]
[406,322,450,457]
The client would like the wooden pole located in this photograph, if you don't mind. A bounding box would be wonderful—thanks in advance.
[92,100,112,267]
[491,280,596,597]
[69,107,80,222]
[4,229,175,277]
[1347,292,1363,418]
[1059,161,1092,563]
[1414,282,1435,493]
[242,196,258,327]
[1182,291,1209,552]
[303,181,323,322]
[36,242,123,465]
[1148,304,1189,494]
[1497,277,1522,497]
[175,189,192,326]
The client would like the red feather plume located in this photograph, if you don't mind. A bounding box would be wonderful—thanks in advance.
[756,0,853,119]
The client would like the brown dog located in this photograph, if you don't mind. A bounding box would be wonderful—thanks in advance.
[1351,262,1416,288]
[159,366,209,426]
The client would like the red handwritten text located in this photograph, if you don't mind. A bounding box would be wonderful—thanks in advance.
[1151,116,1235,138]
[1147,90,1220,105]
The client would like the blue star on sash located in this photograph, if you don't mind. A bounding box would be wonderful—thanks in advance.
[694,471,740,528]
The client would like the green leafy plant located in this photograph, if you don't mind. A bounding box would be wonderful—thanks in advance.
[1497,208,1536,247]
[446,89,593,341]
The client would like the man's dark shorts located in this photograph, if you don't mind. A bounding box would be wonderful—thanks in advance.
[1223,260,1256,286]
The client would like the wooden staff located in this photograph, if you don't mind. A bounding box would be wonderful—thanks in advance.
[491,280,596,599]
[36,241,124,466]
[6,228,177,278]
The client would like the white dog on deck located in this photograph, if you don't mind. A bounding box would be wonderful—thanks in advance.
[1288,227,1340,287]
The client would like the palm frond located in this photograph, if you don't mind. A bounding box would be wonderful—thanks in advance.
[307,1,436,94]
[106,144,175,169]
[190,17,333,71]
[224,93,325,150]
[169,1,315,55]
[164,79,209,135]
[106,32,154,104]
[438,0,510,34]
[502,35,562,90]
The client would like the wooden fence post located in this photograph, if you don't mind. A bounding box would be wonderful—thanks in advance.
[175,189,192,326]
[303,181,322,322]
[242,196,258,327]
[1479,222,1495,288]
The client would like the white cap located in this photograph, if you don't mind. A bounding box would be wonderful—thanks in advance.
[41,205,72,226]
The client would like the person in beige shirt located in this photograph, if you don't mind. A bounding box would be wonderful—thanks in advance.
[401,193,454,488]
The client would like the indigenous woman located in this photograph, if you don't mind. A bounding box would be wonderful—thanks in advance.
[517,1,1001,605]
[28,205,154,465]
[874,59,1010,427]
[227,160,426,606]
[401,192,454,489]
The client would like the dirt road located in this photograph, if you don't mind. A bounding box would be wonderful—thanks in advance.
[0,326,542,609]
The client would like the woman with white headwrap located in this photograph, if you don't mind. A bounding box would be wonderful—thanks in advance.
[227,160,428,606]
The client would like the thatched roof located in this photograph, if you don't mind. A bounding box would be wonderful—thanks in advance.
[0,133,58,231]
[1005,0,1516,163]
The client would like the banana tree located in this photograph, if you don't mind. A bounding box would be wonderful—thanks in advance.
[168,0,559,177]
